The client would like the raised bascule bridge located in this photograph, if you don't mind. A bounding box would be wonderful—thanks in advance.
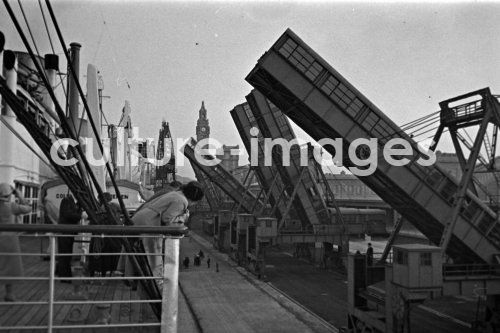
[245,28,500,332]
[188,82,391,273]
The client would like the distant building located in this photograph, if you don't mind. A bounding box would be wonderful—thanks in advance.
[434,150,500,205]
[196,101,210,142]
[435,151,462,181]
[193,101,212,211]
[324,172,381,204]
[138,139,155,187]
[217,145,239,173]
[155,121,176,189]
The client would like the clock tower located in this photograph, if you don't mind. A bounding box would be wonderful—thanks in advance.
[196,101,210,142]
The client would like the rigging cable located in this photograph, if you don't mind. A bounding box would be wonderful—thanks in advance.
[0,115,56,172]
[377,111,441,143]
[18,0,71,132]
[400,111,440,131]
[45,0,133,224]
[3,0,102,209]
[409,125,441,139]
[17,0,41,57]
[38,0,67,99]
[403,114,441,134]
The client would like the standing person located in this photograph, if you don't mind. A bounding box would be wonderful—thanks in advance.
[56,194,82,281]
[216,262,219,273]
[39,191,60,260]
[0,183,32,301]
[366,243,374,266]
[100,192,121,221]
[183,257,190,269]
[198,249,204,259]
[130,181,204,286]
[89,192,122,277]
[40,192,59,225]
[207,257,211,268]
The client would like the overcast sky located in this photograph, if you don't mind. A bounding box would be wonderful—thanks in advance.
[2,1,500,178]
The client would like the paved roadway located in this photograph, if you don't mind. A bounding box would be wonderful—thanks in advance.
[178,235,335,333]
[184,219,477,332]
[178,284,201,333]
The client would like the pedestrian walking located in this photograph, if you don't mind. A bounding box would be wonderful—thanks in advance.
[366,243,374,266]
[207,257,211,268]
[183,256,190,269]
[216,262,219,273]
[198,249,204,259]
[0,183,32,301]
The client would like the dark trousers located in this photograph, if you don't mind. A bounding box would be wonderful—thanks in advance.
[56,236,74,277]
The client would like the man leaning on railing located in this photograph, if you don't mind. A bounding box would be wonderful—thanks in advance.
[127,181,204,288]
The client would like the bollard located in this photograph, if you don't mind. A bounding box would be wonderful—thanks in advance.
[95,303,111,324]
[66,265,88,300]
[65,265,88,323]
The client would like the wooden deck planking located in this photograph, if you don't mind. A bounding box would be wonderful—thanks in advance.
[0,244,51,326]
[14,258,54,331]
[129,284,142,325]
[69,281,108,333]
[1,280,48,327]
[117,283,132,324]
[12,283,50,332]
[1,238,162,331]
[109,282,123,326]
[83,280,110,325]
[0,281,43,323]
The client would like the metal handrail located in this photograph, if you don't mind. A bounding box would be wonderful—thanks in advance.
[0,223,188,236]
[0,229,182,332]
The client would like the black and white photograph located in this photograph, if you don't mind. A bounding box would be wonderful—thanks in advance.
[0,1,499,332]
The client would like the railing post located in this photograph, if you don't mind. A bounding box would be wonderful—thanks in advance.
[161,236,180,333]
[48,235,56,333]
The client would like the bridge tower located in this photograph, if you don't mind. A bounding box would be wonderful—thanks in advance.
[429,88,500,254]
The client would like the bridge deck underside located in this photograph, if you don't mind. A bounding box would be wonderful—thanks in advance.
[184,142,263,214]
[230,104,289,221]
[246,90,331,227]
[192,163,220,211]
[245,29,500,264]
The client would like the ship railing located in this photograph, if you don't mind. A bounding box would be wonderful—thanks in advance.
[0,223,187,332]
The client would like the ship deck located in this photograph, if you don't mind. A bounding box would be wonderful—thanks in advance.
[0,236,158,332]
